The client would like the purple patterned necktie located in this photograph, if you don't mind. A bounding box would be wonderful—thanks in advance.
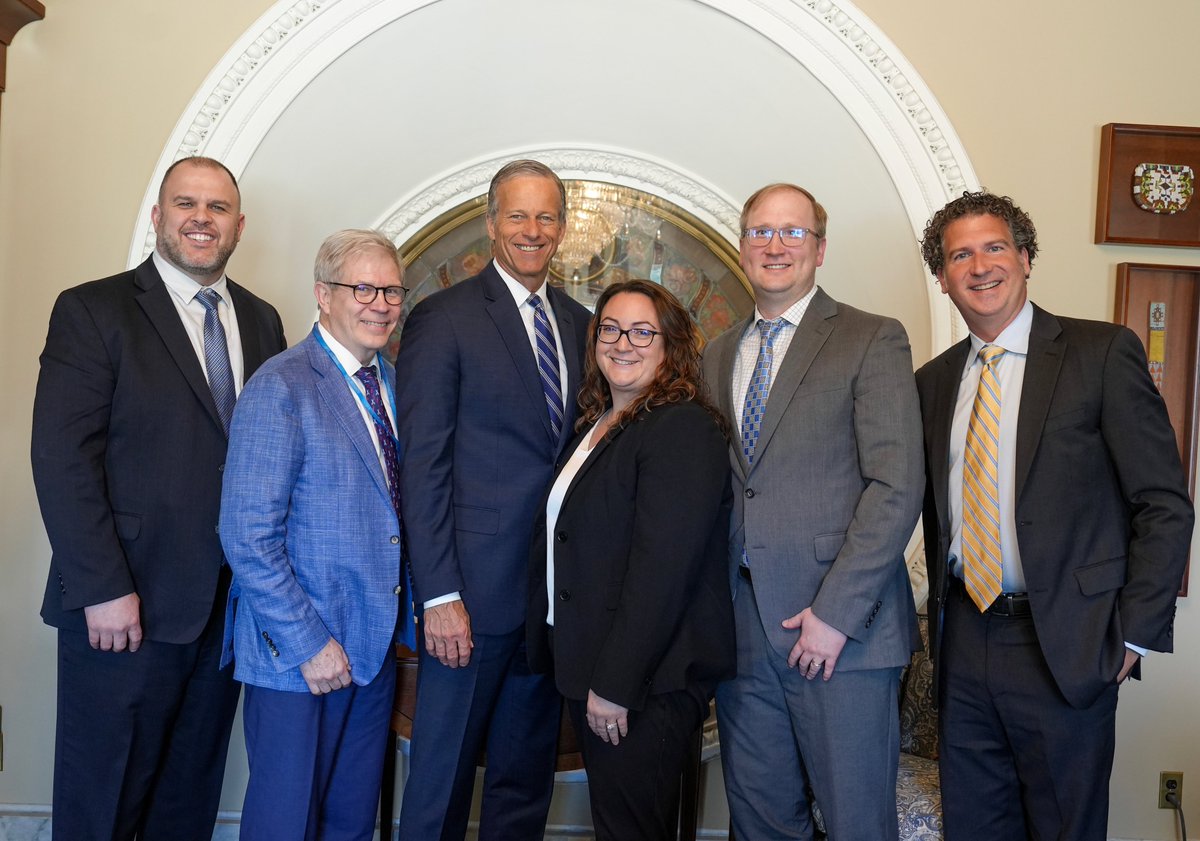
[355,366,402,518]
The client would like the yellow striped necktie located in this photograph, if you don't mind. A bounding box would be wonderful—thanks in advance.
[961,344,1007,611]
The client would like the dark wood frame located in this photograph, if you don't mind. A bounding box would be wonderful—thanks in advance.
[1096,123,1200,247]
[1114,262,1200,595]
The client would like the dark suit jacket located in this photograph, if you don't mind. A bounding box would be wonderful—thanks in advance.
[916,304,1193,709]
[527,400,735,711]
[32,256,286,644]
[702,287,924,671]
[394,263,591,635]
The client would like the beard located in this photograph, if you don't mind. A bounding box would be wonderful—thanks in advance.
[156,229,237,280]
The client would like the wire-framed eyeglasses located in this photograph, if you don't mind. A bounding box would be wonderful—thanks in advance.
[596,324,661,348]
[741,226,818,247]
[326,282,408,305]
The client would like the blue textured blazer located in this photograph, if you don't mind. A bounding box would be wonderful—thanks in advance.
[219,328,409,692]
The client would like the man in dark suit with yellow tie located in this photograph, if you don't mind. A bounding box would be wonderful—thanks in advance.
[915,191,1193,840]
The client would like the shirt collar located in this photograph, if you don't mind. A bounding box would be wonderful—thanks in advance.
[493,259,550,308]
[748,284,818,335]
[153,249,230,303]
[317,322,378,375]
[962,299,1033,381]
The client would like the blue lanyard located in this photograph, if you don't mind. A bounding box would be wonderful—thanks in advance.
[312,326,399,447]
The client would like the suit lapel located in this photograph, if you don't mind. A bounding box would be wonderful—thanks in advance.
[753,288,836,467]
[1015,305,1064,498]
[228,279,266,379]
[133,258,225,434]
[558,418,622,510]
[715,318,751,478]
[305,332,393,505]
[929,339,971,530]
[481,267,556,445]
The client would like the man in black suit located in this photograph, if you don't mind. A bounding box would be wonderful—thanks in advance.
[915,191,1193,840]
[395,160,592,840]
[31,156,286,841]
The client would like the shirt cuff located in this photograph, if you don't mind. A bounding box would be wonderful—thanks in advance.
[1124,641,1148,657]
[423,591,462,610]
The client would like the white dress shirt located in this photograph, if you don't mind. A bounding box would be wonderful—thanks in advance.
[315,323,397,477]
[730,285,819,427]
[154,250,245,394]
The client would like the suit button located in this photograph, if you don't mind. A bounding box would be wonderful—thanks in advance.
[556,531,567,542]
[390,535,400,544]
[558,590,571,601]
[270,649,279,657]
[394,585,403,595]
[744,488,755,498]
[218,463,225,472]
[262,630,270,640]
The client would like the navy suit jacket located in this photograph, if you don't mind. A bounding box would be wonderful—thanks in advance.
[219,330,410,692]
[32,257,285,644]
[394,263,591,635]
[917,304,1193,708]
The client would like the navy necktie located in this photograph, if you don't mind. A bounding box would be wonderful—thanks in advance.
[529,293,564,443]
[195,288,236,434]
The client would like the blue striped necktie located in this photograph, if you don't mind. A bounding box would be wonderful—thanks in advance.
[528,294,564,443]
[195,288,236,435]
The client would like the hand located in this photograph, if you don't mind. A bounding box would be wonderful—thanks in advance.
[783,607,847,681]
[1117,649,1141,683]
[586,690,629,746]
[83,593,143,652]
[423,600,473,668]
[299,638,352,695]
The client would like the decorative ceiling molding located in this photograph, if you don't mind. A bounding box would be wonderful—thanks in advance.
[129,0,975,349]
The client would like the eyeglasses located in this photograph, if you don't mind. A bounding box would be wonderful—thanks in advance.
[326,282,408,305]
[596,324,661,348]
[741,226,818,247]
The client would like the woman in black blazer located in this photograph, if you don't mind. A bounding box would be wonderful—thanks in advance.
[528,279,735,840]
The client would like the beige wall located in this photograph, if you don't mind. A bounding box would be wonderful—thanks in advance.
[2,1,1197,837]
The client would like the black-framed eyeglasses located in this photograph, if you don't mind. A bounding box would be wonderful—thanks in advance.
[326,282,408,305]
[596,324,661,348]
[741,226,818,247]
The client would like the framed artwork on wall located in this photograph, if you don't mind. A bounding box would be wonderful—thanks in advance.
[1096,123,1200,247]
[1114,261,1200,595]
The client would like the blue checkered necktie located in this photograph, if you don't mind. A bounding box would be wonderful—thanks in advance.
[528,294,564,443]
[740,317,787,464]
[195,288,236,435]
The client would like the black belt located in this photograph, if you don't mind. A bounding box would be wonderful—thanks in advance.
[949,575,1031,617]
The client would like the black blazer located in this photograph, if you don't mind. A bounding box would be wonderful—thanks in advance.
[32,257,286,644]
[916,304,1193,709]
[527,400,735,711]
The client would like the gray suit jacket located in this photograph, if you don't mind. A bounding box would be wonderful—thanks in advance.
[703,287,924,670]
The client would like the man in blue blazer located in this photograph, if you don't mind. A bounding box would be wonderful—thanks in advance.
[395,160,592,840]
[220,229,415,840]
[916,192,1193,840]
[32,157,285,841]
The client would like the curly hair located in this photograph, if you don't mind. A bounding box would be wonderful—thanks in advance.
[576,279,729,439]
[920,190,1038,277]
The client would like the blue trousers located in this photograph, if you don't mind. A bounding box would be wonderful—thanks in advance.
[240,659,395,841]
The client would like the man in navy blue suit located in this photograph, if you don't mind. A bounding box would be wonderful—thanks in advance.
[395,160,592,840]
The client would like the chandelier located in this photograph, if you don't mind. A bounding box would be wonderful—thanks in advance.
[553,182,628,278]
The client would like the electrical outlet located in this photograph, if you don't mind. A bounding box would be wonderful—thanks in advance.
[1159,771,1183,809]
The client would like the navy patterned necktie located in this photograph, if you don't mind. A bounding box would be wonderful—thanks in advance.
[528,293,564,443]
[740,317,787,464]
[195,288,236,434]
[354,366,402,518]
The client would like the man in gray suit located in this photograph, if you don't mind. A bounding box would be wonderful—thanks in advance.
[703,183,924,840]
